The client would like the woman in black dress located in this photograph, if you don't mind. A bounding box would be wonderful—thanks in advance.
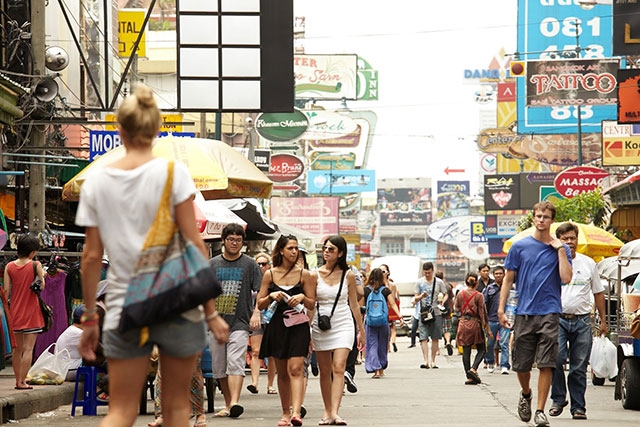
[258,235,316,426]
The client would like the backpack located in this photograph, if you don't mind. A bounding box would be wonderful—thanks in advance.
[366,286,389,327]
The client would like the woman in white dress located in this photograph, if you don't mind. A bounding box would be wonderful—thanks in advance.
[311,235,365,426]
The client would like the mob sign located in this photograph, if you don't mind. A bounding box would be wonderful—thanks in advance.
[90,130,121,161]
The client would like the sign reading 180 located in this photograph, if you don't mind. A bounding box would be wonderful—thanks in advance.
[517,0,614,134]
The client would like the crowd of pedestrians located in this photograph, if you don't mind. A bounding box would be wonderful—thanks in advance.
[1,86,605,427]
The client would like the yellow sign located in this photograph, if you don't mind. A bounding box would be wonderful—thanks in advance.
[105,113,183,132]
[118,9,146,58]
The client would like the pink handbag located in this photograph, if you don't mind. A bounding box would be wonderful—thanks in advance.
[282,309,308,327]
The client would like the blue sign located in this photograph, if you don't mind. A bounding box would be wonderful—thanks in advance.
[517,0,615,134]
[89,130,121,161]
[470,221,487,243]
[307,169,376,195]
[89,131,195,161]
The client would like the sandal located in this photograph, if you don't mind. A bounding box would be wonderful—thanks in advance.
[331,417,347,425]
[268,386,278,394]
[194,420,207,427]
[291,415,303,426]
[318,418,331,425]
[572,409,587,420]
[549,400,568,417]
[247,384,259,394]
[278,420,292,427]
[229,404,244,418]
[465,379,476,385]
[214,410,229,418]
[148,418,164,427]
[466,369,481,384]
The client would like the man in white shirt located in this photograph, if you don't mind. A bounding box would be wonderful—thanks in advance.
[550,222,607,421]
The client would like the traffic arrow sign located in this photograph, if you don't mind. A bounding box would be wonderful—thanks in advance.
[444,167,465,175]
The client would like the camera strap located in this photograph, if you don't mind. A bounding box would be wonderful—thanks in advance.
[316,269,347,319]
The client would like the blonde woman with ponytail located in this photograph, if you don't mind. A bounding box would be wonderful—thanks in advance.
[76,85,229,427]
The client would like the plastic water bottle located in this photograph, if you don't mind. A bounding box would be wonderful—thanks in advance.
[263,301,278,324]
[283,294,305,313]
[505,290,518,329]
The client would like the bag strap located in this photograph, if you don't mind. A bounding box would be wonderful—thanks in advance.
[32,260,37,280]
[141,160,176,250]
[316,269,347,319]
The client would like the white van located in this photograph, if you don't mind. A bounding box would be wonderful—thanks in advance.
[370,255,423,334]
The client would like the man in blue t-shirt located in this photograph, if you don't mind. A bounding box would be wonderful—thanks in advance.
[498,202,573,427]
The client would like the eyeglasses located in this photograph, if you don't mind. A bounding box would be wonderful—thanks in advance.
[380,270,389,275]
[257,262,269,267]
[225,237,243,244]
[322,245,336,252]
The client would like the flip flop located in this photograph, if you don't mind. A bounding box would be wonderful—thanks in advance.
[291,415,303,426]
[549,400,568,417]
[465,379,476,385]
[229,404,244,418]
[318,418,331,425]
[466,370,481,384]
[194,421,207,427]
[572,409,587,420]
[214,410,229,418]
[14,386,33,390]
[247,384,259,394]
[331,417,347,426]
[278,420,292,427]
[268,386,278,394]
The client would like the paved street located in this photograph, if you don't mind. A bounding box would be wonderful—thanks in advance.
[2,336,638,426]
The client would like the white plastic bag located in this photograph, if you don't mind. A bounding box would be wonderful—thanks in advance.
[590,335,618,379]
[26,343,71,385]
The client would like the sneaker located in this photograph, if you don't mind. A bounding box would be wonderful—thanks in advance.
[534,411,550,427]
[518,391,532,422]
[501,367,509,375]
[487,364,495,373]
[344,371,358,393]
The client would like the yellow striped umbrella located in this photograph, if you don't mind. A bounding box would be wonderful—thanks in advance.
[502,222,623,259]
[62,135,272,201]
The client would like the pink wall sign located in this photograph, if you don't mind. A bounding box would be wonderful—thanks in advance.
[270,197,339,236]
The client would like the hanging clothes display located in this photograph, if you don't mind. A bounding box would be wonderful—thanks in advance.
[0,286,14,366]
[65,263,83,324]
[34,269,68,359]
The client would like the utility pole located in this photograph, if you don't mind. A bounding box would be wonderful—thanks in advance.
[29,0,46,234]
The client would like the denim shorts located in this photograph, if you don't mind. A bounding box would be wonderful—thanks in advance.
[512,313,559,371]
[104,317,207,360]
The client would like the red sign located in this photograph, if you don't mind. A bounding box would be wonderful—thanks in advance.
[554,166,609,198]
[498,82,516,102]
[268,154,304,183]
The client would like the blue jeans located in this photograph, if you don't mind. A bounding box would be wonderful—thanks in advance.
[551,315,593,414]
[485,321,511,369]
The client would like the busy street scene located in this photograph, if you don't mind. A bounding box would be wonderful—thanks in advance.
[0,1,640,427]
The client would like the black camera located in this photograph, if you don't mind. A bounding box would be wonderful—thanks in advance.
[318,314,332,331]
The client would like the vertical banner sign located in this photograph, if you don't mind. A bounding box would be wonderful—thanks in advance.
[118,9,146,58]
[617,69,640,124]
[613,2,640,56]
[517,0,614,134]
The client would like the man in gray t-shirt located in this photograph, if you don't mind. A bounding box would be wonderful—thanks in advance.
[208,224,262,418]
[413,262,448,369]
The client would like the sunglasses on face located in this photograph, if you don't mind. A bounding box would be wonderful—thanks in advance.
[257,262,269,267]
[322,246,336,252]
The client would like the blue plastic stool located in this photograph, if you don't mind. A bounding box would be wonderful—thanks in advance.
[71,365,108,416]
[201,346,216,413]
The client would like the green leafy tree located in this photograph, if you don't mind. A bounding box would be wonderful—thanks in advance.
[517,189,610,231]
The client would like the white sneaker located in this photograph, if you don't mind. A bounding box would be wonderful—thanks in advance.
[487,364,495,373]
[501,367,509,375]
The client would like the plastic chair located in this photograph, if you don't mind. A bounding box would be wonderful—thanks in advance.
[200,345,216,413]
[71,365,108,416]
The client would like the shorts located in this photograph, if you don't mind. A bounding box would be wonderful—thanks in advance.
[210,329,250,378]
[419,315,443,341]
[103,317,207,359]
[441,315,452,333]
[511,313,559,372]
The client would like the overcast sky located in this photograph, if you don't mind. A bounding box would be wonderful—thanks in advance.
[294,0,518,195]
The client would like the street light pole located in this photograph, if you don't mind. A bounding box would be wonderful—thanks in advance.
[575,21,583,166]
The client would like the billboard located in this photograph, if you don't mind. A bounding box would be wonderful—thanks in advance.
[436,180,470,219]
[270,197,339,236]
[484,174,521,210]
[613,2,640,56]
[601,120,640,166]
[294,54,358,100]
[306,169,376,195]
[517,0,614,133]
[525,59,618,107]
[617,69,640,124]
[377,185,432,227]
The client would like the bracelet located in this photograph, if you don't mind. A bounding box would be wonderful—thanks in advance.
[205,311,219,321]
[81,316,99,326]
[84,307,98,315]
[80,312,99,323]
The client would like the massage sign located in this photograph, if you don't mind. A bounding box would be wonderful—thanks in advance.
[526,59,619,107]
[553,166,609,199]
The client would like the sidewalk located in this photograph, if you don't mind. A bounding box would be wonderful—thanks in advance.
[2,336,639,426]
